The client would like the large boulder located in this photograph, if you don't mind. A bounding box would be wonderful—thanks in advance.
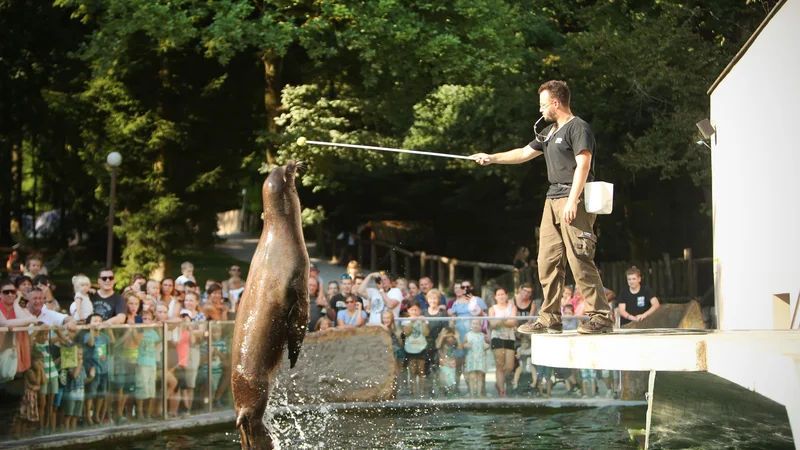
[273,326,396,403]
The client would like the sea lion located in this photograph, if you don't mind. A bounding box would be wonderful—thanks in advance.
[232,160,309,450]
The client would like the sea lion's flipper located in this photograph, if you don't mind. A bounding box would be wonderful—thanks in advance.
[286,290,309,368]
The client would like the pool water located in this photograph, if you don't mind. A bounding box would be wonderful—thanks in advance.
[124,405,645,449]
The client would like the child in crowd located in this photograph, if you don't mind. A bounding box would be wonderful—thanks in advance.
[436,327,462,397]
[15,350,45,437]
[560,285,574,313]
[315,317,333,331]
[31,328,59,431]
[70,274,93,324]
[374,310,404,394]
[463,319,489,398]
[135,309,161,419]
[63,347,95,430]
[24,255,45,278]
[563,304,579,331]
[512,337,533,390]
[83,314,113,426]
[402,301,429,398]
[197,324,228,408]
[175,261,196,286]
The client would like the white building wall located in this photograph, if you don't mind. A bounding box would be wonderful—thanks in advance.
[710,0,800,329]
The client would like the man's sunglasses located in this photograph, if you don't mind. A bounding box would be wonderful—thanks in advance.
[1,290,15,295]
[100,276,115,281]
[341,275,352,280]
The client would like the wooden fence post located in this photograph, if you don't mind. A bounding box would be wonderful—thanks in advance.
[358,241,364,267]
[438,259,446,291]
[448,260,456,295]
[390,248,397,275]
[419,252,426,281]
[404,255,411,279]
[474,266,482,292]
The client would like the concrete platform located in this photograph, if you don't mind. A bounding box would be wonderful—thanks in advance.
[529,329,800,448]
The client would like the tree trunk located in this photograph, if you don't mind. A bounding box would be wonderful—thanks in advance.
[11,142,24,238]
[262,54,282,165]
[0,140,12,245]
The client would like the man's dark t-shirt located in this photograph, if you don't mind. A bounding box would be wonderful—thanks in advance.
[618,286,656,325]
[90,292,126,321]
[528,116,596,199]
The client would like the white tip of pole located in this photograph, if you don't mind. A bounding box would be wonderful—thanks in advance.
[296,137,307,147]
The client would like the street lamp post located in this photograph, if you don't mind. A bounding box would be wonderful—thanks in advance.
[106,152,122,268]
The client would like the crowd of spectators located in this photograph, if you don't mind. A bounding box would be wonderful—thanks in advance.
[1,249,663,436]
[306,260,660,400]
[1,253,244,437]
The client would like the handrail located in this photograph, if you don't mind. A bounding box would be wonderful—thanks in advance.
[0,320,238,333]
[397,315,590,322]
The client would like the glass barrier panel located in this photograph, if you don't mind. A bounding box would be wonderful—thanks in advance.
[208,321,234,412]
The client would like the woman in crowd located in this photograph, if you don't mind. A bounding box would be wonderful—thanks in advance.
[402,300,429,398]
[160,277,179,317]
[424,288,447,393]
[0,281,35,376]
[336,294,366,328]
[202,284,229,321]
[488,287,517,397]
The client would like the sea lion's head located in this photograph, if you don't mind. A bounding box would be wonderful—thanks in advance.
[263,160,302,215]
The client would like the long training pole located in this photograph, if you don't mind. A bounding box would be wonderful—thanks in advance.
[297,138,474,160]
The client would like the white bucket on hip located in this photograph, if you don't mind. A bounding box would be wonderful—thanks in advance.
[584,181,614,214]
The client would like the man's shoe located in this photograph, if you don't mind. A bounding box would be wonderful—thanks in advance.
[518,321,563,334]
[577,320,613,334]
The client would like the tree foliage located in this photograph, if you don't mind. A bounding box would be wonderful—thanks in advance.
[0,0,779,274]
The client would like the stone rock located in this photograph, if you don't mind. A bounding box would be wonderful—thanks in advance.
[273,326,396,403]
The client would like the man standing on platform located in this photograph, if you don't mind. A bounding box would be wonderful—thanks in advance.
[472,80,613,334]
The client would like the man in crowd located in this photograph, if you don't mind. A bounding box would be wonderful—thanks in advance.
[328,275,362,321]
[26,288,77,330]
[617,266,660,325]
[91,268,126,325]
[473,80,613,334]
[357,272,402,324]
[414,277,445,310]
